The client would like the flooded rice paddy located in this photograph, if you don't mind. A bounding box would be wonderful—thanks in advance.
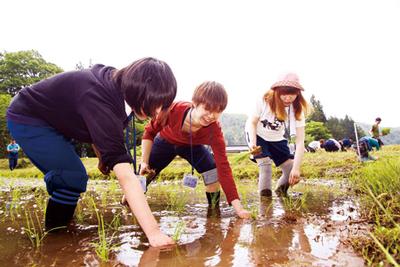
[0,177,367,266]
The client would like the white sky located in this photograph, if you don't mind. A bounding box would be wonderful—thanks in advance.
[2,0,399,127]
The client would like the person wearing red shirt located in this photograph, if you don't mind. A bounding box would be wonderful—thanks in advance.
[140,81,250,219]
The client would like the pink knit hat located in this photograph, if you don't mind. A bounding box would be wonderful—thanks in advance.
[271,72,304,91]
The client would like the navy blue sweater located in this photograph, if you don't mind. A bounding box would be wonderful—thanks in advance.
[7,64,132,169]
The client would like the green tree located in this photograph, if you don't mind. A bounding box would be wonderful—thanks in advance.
[307,95,327,123]
[0,50,63,96]
[305,121,331,145]
[0,94,12,158]
[326,115,365,140]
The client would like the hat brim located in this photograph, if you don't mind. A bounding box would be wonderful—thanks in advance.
[271,81,304,91]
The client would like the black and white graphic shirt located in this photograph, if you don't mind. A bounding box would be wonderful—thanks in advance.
[246,97,305,142]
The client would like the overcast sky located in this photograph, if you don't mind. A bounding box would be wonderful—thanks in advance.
[2,0,399,127]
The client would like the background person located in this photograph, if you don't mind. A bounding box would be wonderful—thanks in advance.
[306,140,320,153]
[320,138,342,152]
[6,139,20,170]
[369,117,384,146]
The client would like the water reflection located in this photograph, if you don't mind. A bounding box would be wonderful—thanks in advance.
[0,178,366,267]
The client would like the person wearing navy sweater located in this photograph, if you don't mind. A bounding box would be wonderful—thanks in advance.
[6,57,177,247]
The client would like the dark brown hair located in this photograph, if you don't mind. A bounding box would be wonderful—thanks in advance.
[192,81,228,112]
[264,86,309,121]
[112,57,177,117]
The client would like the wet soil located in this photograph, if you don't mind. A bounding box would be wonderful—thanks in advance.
[0,178,368,266]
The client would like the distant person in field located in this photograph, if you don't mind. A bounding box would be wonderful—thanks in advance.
[7,139,20,170]
[370,117,384,146]
[320,138,344,152]
[359,136,381,151]
[130,81,250,219]
[245,72,309,197]
[306,140,321,153]
[341,138,353,149]
[7,57,178,247]
[356,138,377,162]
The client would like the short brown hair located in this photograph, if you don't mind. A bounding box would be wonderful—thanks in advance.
[113,57,177,117]
[192,81,228,112]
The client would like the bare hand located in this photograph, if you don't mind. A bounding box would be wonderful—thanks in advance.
[289,169,301,185]
[148,231,175,247]
[139,162,155,176]
[236,208,251,219]
[249,145,262,156]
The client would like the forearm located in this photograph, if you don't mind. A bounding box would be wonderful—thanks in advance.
[114,163,160,236]
[293,143,304,170]
[141,139,153,164]
[293,127,305,171]
[246,118,259,146]
[231,199,243,211]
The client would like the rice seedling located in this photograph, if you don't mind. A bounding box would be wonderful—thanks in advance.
[249,205,258,220]
[281,192,308,214]
[166,187,188,214]
[369,232,399,267]
[9,186,22,221]
[90,199,116,262]
[107,210,122,231]
[172,220,186,242]
[23,209,64,249]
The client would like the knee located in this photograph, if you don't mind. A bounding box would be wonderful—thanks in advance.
[45,169,88,196]
[205,182,220,192]
[256,157,272,167]
[202,168,218,186]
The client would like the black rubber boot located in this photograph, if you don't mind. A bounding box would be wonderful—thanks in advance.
[260,189,272,197]
[45,198,76,232]
[275,184,289,197]
[206,191,220,208]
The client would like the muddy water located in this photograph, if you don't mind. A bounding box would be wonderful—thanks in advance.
[0,178,366,267]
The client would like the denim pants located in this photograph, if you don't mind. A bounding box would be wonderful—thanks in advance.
[148,135,218,185]
[7,120,88,205]
[8,155,18,170]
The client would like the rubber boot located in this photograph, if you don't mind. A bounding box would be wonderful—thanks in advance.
[260,189,272,197]
[206,191,220,209]
[45,198,76,232]
[275,183,289,197]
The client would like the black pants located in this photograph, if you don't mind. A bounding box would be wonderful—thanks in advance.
[9,156,18,170]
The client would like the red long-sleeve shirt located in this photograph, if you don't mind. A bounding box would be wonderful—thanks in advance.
[142,101,239,204]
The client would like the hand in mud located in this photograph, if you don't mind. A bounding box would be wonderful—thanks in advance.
[140,163,156,179]
[236,208,251,219]
[289,169,301,185]
[249,145,262,156]
[148,231,175,247]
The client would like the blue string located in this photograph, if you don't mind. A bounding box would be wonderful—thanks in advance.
[133,116,137,175]
[125,113,137,175]
[189,109,194,175]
